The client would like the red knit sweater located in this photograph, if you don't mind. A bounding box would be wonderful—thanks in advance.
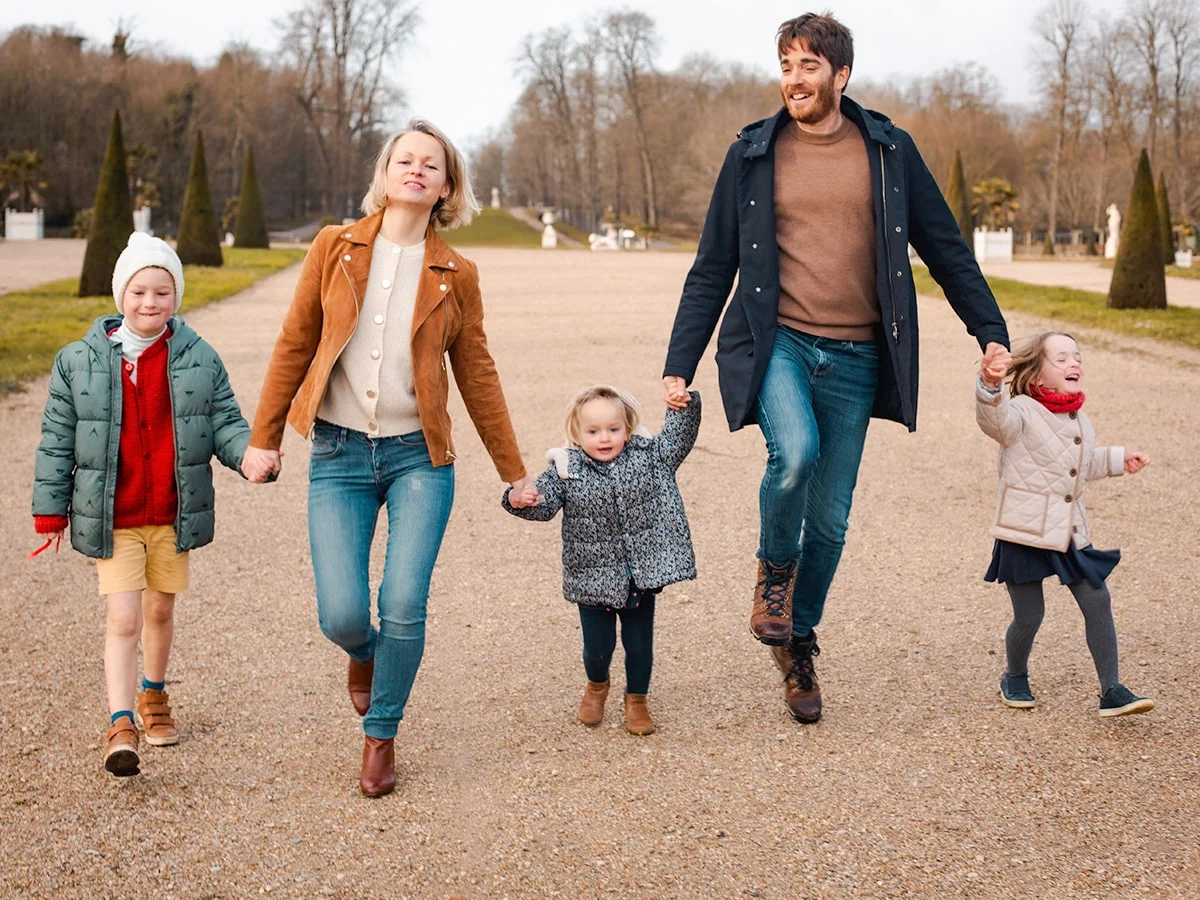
[112,333,179,530]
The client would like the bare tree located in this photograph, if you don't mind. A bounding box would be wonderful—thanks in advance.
[1126,0,1168,162]
[1164,0,1199,218]
[1033,0,1086,253]
[278,0,419,217]
[598,11,661,228]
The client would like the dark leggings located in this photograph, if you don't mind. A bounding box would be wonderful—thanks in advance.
[1005,579,1120,692]
[578,593,656,694]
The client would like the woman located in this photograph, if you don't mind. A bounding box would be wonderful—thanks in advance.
[243,119,530,797]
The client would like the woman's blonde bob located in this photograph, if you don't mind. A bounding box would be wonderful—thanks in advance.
[361,118,480,229]
[564,385,641,448]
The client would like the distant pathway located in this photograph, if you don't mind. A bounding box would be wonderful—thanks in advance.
[0,238,86,294]
[980,258,1200,309]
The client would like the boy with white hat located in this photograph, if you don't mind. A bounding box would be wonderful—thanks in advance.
[32,232,257,777]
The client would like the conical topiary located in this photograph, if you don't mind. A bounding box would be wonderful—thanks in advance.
[945,149,972,250]
[176,130,223,267]
[1156,171,1174,266]
[79,111,135,296]
[233,146,269,249]
[1108,149,1166,310]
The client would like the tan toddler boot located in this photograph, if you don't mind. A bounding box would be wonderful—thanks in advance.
[624,693,655,735]
[578,680,609,726]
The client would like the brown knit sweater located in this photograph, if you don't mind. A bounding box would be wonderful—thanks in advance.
[773,118,878,341]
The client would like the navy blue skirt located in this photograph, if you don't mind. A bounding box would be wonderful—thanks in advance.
[985,539,1119,590]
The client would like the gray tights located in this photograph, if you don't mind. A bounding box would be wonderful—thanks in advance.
[1005,580,1120,692]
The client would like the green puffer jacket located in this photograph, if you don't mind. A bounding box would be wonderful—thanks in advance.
[32,315,250,559]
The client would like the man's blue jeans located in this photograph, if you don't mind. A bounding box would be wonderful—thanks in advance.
[307,423,454,739]
[756,326,878,637]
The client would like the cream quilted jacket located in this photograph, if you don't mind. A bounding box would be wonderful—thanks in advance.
[976,378,1124,552]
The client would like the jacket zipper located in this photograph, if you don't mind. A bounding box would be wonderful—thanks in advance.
[879,146,900,343]
[165,333,183,550]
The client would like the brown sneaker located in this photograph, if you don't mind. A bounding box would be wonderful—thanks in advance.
[577,680,609,727]
[770,633,822,723]
[104,718,140,776]
[137,688,180,746]
[750,559,795,645]
[624,693,655,735]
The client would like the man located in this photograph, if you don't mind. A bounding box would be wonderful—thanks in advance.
[662,13,1008,723]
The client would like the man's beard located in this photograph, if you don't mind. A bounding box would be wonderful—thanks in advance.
[782,74,838,125]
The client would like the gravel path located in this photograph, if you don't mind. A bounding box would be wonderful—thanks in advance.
[978,258,1200,309]
[4,249,1198,897]
[0,238,86,293]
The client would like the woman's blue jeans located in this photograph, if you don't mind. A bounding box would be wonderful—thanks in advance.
[307,423,454,739]
[756,326,878,637]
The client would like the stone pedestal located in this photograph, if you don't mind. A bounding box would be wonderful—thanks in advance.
[973,227,1013,262]
[4,208,44,240]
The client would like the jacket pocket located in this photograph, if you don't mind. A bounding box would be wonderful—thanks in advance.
[996,485,1048,535]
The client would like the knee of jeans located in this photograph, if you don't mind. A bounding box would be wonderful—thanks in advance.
[767,441,818,494]
[378,598,428,641]
[318,603,371,649]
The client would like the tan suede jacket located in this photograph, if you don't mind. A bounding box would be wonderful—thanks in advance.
[250,212,526,482]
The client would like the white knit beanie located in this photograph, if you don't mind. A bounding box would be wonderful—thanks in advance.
[111,232,185,313]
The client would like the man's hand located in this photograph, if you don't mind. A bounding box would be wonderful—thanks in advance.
[663,376,690,410]
[981,344,1011,388]
[1124,450,1149,475]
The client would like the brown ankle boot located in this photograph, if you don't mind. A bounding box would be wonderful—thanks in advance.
[348,657,375,717]
[770,632,822,723]
[104,718,141,776]
[578,680,609,727]
[360,736,395,797]
[750,559,795,645]
[624,693,655,735]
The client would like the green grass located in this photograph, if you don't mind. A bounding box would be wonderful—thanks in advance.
[914,266,1200,350]
[1,246,305,391]
[443,208,542,248]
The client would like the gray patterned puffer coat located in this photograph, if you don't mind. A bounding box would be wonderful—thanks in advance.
[31,315,250,559]
[503,392,700,608]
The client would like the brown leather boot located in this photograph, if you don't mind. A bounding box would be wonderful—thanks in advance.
[770,632,822,723]
[348,657,374,717]
[750,559,795,645]
[104,718,140,777]
[137,688,180,746]
[624,693,655,735]
[360,736,395,797]
[577,680,609,727]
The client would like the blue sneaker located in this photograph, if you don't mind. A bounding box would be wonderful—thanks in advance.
[1098,684,1154,718]
[1000,673,1036,708]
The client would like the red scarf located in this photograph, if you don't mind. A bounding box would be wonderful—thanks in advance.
[1029,384,1085,413]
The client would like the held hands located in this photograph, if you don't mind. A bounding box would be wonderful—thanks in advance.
[981,342,1011,388]
[242,446,283,484]
[663,376,691,409]
[1124,450,1149,475]
[507,475,540,509]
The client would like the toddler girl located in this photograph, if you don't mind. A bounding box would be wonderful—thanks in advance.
[977,331,1153,717]
[504,385,700,734]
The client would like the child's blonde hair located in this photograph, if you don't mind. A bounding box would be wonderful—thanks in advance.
[564,385,640,447]
[1006,331,1078,398]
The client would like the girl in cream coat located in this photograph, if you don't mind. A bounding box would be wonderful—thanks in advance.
[976,332,1153,718]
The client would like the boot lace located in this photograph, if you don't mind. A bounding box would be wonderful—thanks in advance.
[786,640,820,691]
[757,563,793,618]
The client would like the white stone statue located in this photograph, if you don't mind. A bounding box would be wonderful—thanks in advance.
[490,186,500,209]
[588,222,620,251]
[1104,204,1121,259]
[541,210,557,249]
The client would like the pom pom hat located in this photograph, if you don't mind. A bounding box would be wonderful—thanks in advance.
[111,232,185,313]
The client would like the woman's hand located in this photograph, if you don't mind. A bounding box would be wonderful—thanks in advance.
[1124,450,1149,474]
[507,476,539,509]
[663,376,690,409]
[242,446,283,483]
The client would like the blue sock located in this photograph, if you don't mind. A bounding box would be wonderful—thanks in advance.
[111,710,134,724]
[141,677,165,692]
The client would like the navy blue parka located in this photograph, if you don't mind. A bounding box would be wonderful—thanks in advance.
[663,97,1009,432]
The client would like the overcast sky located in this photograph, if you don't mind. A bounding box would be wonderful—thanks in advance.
[15,0,1130,147]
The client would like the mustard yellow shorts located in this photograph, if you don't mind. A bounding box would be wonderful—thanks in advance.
[95,526,190,595]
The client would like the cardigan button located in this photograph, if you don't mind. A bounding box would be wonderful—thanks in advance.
[1073,436,1081,444]
[1069,411,1077,419]
[1065,494,1073,502]
[1069,468,1077,477]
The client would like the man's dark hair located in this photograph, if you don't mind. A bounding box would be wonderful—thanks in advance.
[776,12,854,77]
